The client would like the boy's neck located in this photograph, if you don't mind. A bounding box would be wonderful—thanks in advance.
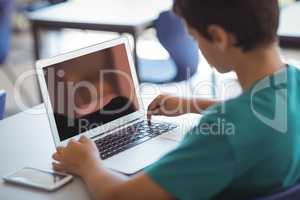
[233,44,285,90]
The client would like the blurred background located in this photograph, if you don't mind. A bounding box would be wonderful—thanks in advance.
[0,0,300,118]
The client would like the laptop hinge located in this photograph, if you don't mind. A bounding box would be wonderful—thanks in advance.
[90,118,142,140]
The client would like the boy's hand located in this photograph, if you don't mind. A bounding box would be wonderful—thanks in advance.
[147,94,189,121]
[52,135,101,178]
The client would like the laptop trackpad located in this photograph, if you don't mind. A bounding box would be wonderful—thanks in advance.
[102,137,178,175]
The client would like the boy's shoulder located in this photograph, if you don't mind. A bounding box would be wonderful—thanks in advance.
[288,64,300,82]
[204,64,300,121]
[201,93,251,126]
[196,64,300,143]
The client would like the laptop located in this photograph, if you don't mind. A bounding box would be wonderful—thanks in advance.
[36,37,181,174]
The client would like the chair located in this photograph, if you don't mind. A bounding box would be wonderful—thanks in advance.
[254,183,300,200]
[0,0,13,64]
[139,11,199,83]
[0,90,6,120]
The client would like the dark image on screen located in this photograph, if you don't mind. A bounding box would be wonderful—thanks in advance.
[43,44,139,141]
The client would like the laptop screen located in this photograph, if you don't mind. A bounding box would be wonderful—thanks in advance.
[43,44,139,141]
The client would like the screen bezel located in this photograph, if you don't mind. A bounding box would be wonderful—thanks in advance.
[3,167,73,191]
[36,37,145,146]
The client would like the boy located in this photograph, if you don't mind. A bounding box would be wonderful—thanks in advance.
[52,0,300,199]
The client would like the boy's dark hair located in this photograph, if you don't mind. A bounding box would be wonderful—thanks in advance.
[173,0,280,52]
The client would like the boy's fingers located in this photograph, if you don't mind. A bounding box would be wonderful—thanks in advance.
[147,97,164,121]
[148,101,158,111]
[68,139,80,148]
[57,146,64,154]
[148,95,163,111]
[147,110,153,122]
[147,107,163,122]
[52,162,66,172]
[79,135,88,143]
[52,152,62,161]
[147,104,158,120]
[79,135,94,145]
[151,107,163,116]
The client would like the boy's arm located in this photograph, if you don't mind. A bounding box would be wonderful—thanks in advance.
[188,98,219,114]
[83,167,172,200]
[147,94,219,120]
[52,136,172,200]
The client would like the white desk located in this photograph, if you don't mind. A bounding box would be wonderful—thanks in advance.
[0,104,201,199]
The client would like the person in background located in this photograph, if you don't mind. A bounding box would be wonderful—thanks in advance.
[52,0,300,199]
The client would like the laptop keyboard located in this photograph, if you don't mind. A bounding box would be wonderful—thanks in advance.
[95,120,177,160]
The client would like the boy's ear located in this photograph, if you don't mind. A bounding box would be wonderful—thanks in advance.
[207,25,233,51]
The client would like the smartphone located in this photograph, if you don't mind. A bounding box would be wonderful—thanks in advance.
[3,167,73,191]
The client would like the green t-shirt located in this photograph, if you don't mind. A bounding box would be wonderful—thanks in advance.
[145,65,300,200]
